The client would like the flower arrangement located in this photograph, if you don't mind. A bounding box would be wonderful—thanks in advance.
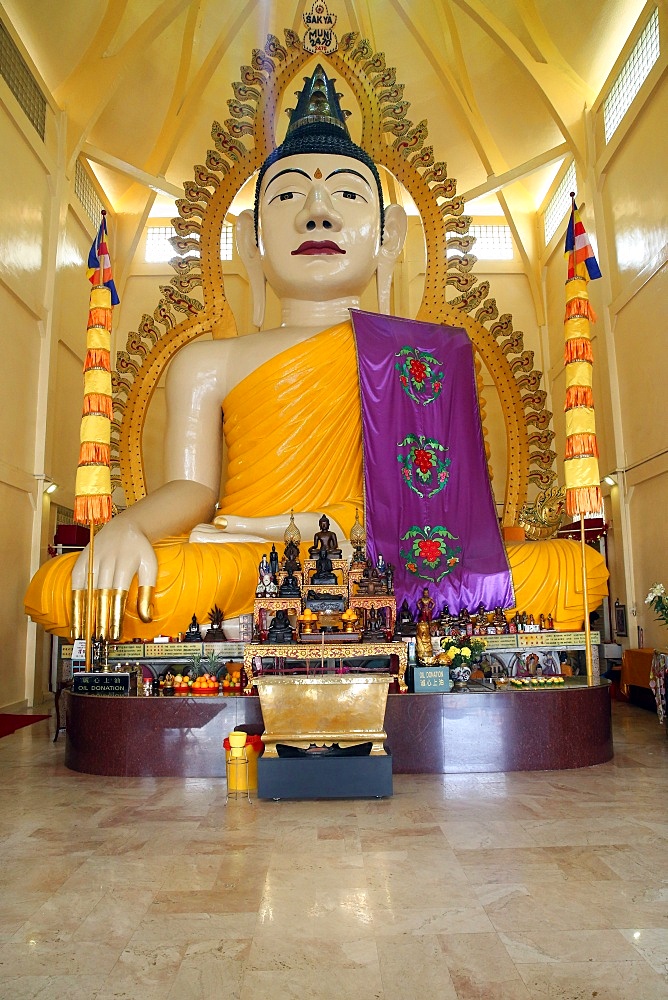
[439,635,487,680]
[645,583,668,628]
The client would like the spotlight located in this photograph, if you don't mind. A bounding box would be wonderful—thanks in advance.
[44,481,58,494]
[603,475,616,486]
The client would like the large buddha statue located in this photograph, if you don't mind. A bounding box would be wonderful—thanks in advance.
[25,65,607,641]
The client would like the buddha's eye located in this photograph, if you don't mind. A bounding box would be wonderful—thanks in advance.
[279,192,294,201]
[342,191,357,200]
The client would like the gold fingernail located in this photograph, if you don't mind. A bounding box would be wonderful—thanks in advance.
[110,590,128,641]
[138,585,154,623]
[71,590,86,640]
[212,514,227,529]
[97,588,112,640]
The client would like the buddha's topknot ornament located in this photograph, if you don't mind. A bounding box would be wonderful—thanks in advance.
[285,62,350,135]
[254,63,385,240]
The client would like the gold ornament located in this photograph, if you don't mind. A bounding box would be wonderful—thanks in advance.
[284,509,301,546]
[349,507,365,549]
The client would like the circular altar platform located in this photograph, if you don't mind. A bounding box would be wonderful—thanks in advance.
[62,680,612,777]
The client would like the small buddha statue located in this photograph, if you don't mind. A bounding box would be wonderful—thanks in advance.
[492,606,507,633]
[439,602,453,633]
[267,609,294,644]
[362,607,386,642]
[262,574,278,598]
[398,598,415,636]
[355,560,377,596]
[283,539,301,574]
[308,514,342,558]
[283,511,302,572]
[278,568,301,597]
[184,614,202,642]
[311,543,337,585]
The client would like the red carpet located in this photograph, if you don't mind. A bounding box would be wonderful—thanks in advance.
[0,714,50,739]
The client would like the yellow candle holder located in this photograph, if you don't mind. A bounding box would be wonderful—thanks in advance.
[298,608,319,634]
[341,607,359,632]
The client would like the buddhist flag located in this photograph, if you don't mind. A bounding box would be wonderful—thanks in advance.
[563,195,602,517]
[87,214,120,304]
[74,210,118,525]
[565,201,602,281]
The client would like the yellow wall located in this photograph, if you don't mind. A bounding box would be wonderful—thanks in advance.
[0,83,50,706]
[601,75,668,648]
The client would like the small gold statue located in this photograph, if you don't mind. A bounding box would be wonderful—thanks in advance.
[416,620,435,664]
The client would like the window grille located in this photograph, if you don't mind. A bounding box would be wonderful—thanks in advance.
[145,224,233,262]
[220,222,234,261]
[604,8,660,143]
[468,225,513,261]
[146,227,177,263]
[75,160,104,226]
[0,20,46,139]
[544,162,577,245]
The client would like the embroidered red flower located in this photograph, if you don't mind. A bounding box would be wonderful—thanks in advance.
[418,539,442,562]
[409,358,427,382]
[414,448,434,474]
[400,375,408,386]
[406,562,418,574]
[433,380,442,392]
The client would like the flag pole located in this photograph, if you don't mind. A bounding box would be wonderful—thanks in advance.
[562,193,603,689]
[579,513,594,685]
[75,210,118,662]
[570,206,594,688]
[85,521,95,671]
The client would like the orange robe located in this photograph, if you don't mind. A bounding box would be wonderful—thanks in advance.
[25,321,607,639]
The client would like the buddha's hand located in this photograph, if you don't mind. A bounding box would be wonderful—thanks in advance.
[189,520,268,544]
[71,520,158,641]
[189,512,291,544]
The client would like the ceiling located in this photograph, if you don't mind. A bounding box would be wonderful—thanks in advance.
[5,0,647,275]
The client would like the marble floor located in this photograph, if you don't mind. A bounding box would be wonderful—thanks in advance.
[0,702,667,1000]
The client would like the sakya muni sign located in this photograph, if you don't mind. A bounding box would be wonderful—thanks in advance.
[303,0,338,54]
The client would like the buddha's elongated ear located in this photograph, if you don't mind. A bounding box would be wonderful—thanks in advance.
[236,210,265,328]
[376,203,408,315]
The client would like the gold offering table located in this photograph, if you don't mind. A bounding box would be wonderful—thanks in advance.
[255,675,392,757]
[243,640,408,692]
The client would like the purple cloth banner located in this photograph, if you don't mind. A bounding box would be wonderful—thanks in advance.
[351,309,514,616]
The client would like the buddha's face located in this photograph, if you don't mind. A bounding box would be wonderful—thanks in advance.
[256,152,382,301]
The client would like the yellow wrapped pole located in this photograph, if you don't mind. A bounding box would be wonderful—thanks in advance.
[74,211,119,669]
[563,195,603,686]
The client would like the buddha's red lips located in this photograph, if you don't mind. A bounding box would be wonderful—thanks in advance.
[291,241,346,255]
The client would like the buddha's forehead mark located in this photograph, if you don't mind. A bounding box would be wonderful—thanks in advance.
[263,164,374,194]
